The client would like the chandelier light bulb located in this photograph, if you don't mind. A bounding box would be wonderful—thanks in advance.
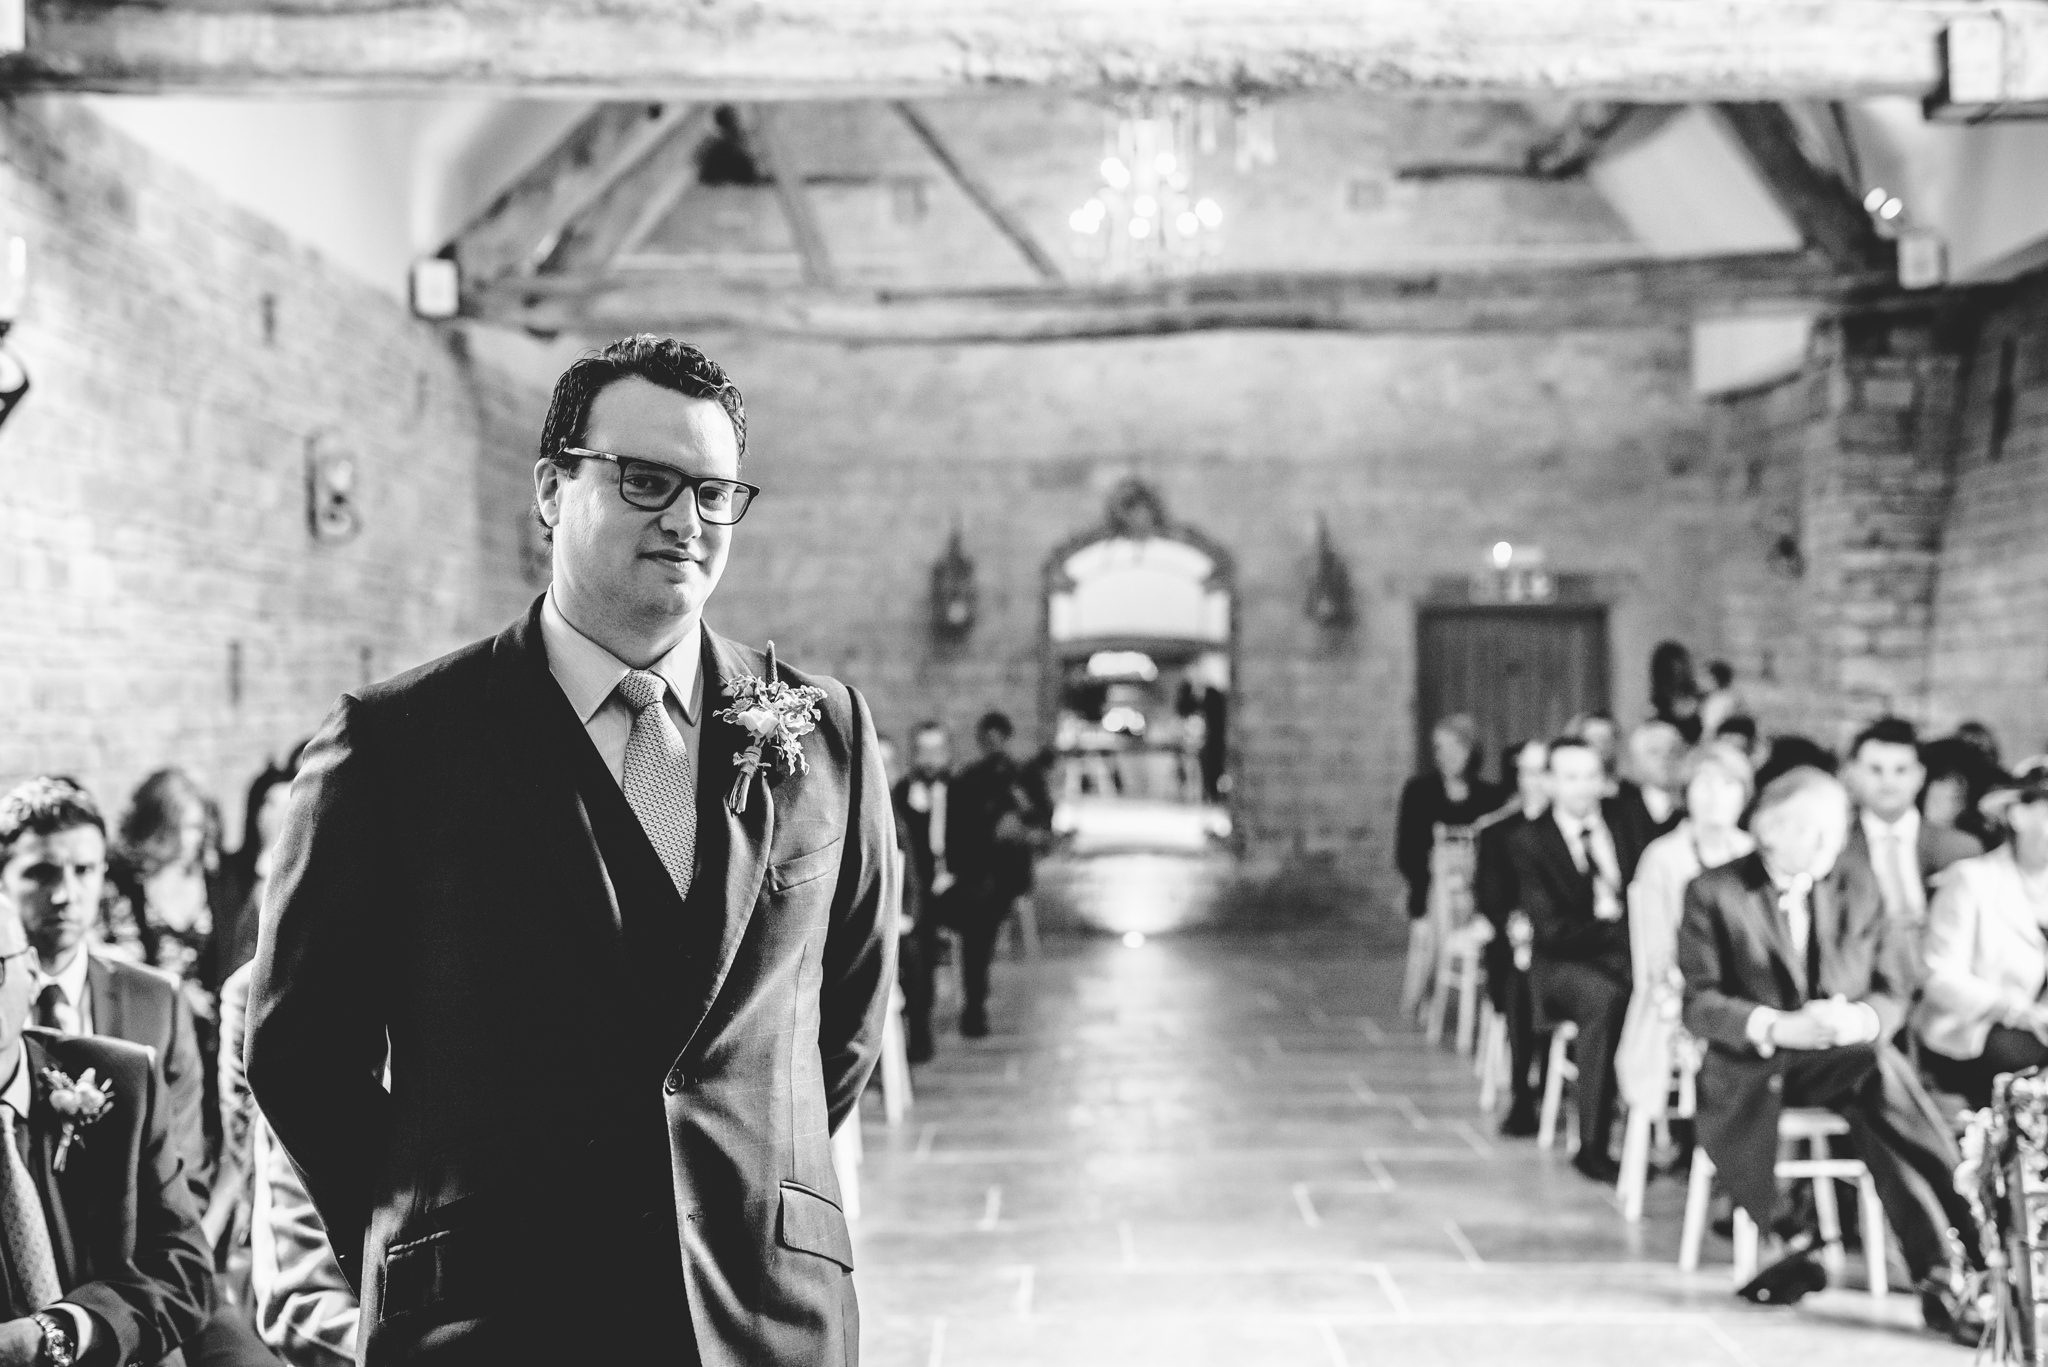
[1879,196,1904,221]
[1195,198,1223,228]
[1133,195,1158,218]
[1176,211,1200,236]
[1130,218,1151,239]
[1863,187,1889,213]
[1491,541,1514,570]
[1070,207,1101,234]
[1101,157,1131,189]
[1156,152,1177,176]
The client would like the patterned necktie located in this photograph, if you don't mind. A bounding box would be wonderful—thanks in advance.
[616,669,697,901]
[34,984,66,1034]
[0,1105,63,1312]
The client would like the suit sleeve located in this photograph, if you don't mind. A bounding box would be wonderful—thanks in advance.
[819,685,900,1133]
[245,695,396,1294]
[61,1054,214,1367]
[159,982,211,1205]
[1394,778,1431,893]
[1509,827,1605,961]
[1474,825,1515,933]
[1679,877,1763,1053]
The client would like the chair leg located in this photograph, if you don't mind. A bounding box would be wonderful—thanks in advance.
[1013,895,1040,960]
[1538,1034,1569,1151]
[1455,952,1480,1057]
[1679,1148,1716,1273]
[879,984,913,1127]
[1618,1107,1653,1223]
[1732,1208,1759,1287]
[1808,1143,1846,1280]
[1859,1173,1889,1299]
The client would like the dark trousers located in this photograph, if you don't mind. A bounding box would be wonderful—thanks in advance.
[959,898,1013,1020]
[1485,940,1542,1116]
[1715,1043,1974,1282]
[1533,954,1630,1157]
[1926,1025,2048,1109]
[899,924,936,1059]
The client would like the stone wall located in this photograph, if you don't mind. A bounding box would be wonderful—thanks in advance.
[0,98,543,835]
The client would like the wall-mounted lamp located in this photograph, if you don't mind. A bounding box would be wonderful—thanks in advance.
[307,430,363,543]
[1305,516,1355,630]
[0,237,32,433]
[930,527,978,640]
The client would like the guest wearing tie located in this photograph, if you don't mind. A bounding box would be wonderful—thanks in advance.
[1507,737,1648,1183]
[891,721,953,1064]
[1679,767,1984,1340]
[1843,717,1981,946]
[1474,740,1550,1138]
[0,880,213,1367]
[1613,721,1687,852]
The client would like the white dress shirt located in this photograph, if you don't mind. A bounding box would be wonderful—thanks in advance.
[539,591,704,788]
[2,1054,96,1354]
[1861,808,1926,922]
[30,947,94,1037]
[1744,868,1882,1056]
[1555,808,1624,920]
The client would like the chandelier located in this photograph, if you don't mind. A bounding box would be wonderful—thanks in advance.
[1067,99,1274,279]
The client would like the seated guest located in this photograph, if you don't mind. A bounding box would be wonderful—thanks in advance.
[1475,740,1550,1137]
[1395,714,1504,923]
[1568,712,1623,796]
[1843,717,1981,940]
[1918,758,2048,1107]
[105,768,240,1001]
[2,777,277,1366]
[1956,719,2003,771]
[1712,714,1765,772]
[1753,734,1837,793]
[1616,743,1754,1129]
[1923,735,2001,852]
[1679,767,1984,1340]
[1614,720,1687,850]
[216,747,307,996]
[1649,640,1703,745]
[1507,737,1648,1182]
[0,880,213,1367]
[1699,660,1743,740]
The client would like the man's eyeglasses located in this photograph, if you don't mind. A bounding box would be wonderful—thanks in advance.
[0,945,35,989]
[560,448,760,525]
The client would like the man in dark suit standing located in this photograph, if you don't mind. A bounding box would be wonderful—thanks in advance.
[1507,737,1648,1183]
[1475,740,1549,1138]
[1679,766,1982,1339]
[1841,717,1981,945]
[945,713,1050,1039]
[890,722,953,1064]
[248,336,898,1367]
[0,882,214,1367]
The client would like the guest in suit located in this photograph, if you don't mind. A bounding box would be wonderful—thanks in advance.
[1679,767,1983,1339]
[2,778,277,1366]
[248,336,898,1367]
[1918,758,2048,1107]
[1507,737,1648,1182]
[946,712,1050,1039]
[1474,740,1549,1137]
[1842,717,1981,940]
[1569,712,1623,797]
[1395,715,1504,923]
[1615,743,1753,1127]
[0,881,214,1367]
[214,747,307,998]
[1614,721,1687,852]
[890,722,953,1064]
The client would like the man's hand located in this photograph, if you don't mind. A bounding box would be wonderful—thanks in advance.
[1766,1005,1840,1052]
[931,869,956,897]
[0,1317,44,1367]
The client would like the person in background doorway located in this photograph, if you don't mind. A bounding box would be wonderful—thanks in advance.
[948,712,1051,1038]
[1917,758,2048,1108]
[1842,718,1981,949]
[1614,721,1687,852]
[1923,735,2002,852]
[1475,740,1550,1137]
[1396,715,1504,924]
[1699,660,1743,741]
[1508,737,1648,1183]
[1650,641,1703,745]
[885,728,942,1064]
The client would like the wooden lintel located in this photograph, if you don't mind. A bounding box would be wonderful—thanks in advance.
[894,101,1063,282]
[748,105,836,288]
[1714,103,1892,272]
[14,1,2048,100]
[464,253,1898,344]
[448,101,701,286]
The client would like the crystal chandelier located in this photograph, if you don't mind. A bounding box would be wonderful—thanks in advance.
[1067,98,1271,280]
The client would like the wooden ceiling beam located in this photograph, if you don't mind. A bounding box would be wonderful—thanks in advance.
[749,105,837,288]
[894,101,1064,283]
[463,252,1898,344]
[1714,102,1892,272]
[15,1,2048,100]
[537,105,713,278]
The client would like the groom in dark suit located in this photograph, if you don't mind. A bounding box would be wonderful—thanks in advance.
[248,336,899,1367]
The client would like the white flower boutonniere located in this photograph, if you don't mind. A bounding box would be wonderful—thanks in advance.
[715,641,825,815]
[40,1065,115,1172]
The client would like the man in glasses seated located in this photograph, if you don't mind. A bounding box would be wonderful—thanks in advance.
[249,335,898,1367]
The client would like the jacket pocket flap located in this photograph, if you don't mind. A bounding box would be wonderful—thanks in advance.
[777,1182,854,1269]
[769,838,844,894]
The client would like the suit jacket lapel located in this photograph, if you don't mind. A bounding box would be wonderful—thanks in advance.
[84,956,120,1041]
[1736,857,1803,1001]
[676,630,776,1060]
[1810,871,1842,991]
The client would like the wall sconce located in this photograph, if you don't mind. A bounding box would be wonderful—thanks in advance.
[930,527,978,640]
[307,429,363,543]
[1305,516,1355,630]
[0,237,32,433]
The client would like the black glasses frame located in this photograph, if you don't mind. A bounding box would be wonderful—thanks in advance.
[559,447,761,525]
[0,945,35,988]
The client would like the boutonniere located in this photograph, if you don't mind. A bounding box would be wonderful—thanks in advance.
[39,1066,115,1172]
[715,641,825,815]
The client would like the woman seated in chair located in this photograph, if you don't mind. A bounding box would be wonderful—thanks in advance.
[1395,714,1504,1012]
[1918,757,2048,1108]
[1616,742,1755,1126]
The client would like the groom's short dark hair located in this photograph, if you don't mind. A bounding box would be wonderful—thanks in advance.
[539,334,748,465]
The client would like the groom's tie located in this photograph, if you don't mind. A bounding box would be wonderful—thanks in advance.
[617,669,698,901]
[0,1104,64,1313]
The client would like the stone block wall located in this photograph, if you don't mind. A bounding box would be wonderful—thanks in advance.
[0,98,542,835]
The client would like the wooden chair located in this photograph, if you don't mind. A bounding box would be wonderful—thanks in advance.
[1475,1001,1511,1112]
[1677,1108,1888,1299]
[1537,1022,1580,1152]
[1419,825,1482,1049]
[877,981,914,1127]
[1617,1031,1701,1223]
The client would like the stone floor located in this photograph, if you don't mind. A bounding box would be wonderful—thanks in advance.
[846,912,1961,1366]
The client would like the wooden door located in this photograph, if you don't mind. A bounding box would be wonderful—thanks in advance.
[1415,607,1610,783]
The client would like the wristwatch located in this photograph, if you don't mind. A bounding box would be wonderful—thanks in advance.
[29,1311,75,1367]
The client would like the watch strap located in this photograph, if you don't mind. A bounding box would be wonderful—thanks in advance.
[30,1310,76,1367]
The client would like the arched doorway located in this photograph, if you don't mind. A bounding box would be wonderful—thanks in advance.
[1042,479,1236,859]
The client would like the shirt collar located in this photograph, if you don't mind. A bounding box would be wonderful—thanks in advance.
[34,946,91,1015]
[1861,807,1920,845]
[541,590,701,725]
[1554,807,1598,839]
[1,1046,29,1118]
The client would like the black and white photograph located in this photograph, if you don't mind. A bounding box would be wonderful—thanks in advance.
[2,3,2047,1364]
